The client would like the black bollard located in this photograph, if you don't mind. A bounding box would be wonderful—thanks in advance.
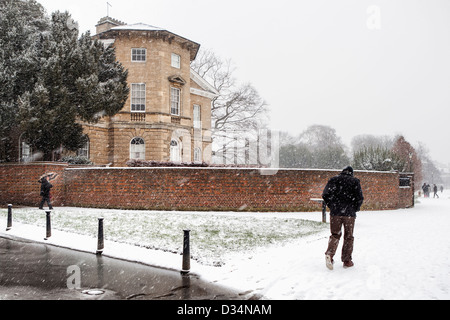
[44,210,51,240]
[6,204,12,231]
[181,229,191,274]
[322,201,327,223]
[96,217,104,255]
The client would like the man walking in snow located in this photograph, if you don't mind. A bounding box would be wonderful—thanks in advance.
[322,166,364,270]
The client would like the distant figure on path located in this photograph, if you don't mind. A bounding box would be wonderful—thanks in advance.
[422,183,430,197]
[433,184,439,198]
[322,166,364,270]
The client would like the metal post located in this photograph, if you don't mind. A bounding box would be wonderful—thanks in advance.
[322,201,327,223]
[96,217,104,255]
[181,229,190,274]
[44,210,51,240]
[6,204,12,231]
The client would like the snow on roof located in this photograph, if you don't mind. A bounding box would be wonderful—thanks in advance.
[101,19,200,60]
[110,23,165,32]
[190,68,220,99]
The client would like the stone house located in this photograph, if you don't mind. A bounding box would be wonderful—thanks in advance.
[79,17,218,166]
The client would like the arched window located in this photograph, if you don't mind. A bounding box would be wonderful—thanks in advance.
[170,139,181,162]
[130,137,145,160]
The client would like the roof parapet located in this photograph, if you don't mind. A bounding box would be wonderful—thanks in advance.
[95,16,126,34]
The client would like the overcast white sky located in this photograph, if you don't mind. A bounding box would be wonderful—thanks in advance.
[37,0,450,165]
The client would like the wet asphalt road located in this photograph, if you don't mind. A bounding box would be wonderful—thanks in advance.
[0,237,244,300]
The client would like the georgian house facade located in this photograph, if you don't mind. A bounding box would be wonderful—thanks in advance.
[77,17,218,166]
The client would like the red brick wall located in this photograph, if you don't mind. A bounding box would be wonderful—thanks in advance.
[0,163,68,207]
[0,164,414,211]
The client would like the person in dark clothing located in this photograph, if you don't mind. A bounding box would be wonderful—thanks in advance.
[421,183,427,197]
[322,166,364,270]
[424,183,430,197]
[433,184,439,198]
[38,176,53,210]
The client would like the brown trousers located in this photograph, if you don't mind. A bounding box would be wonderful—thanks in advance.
[325,216,356,262]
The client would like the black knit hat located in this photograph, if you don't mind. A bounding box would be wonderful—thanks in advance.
[342,166,354,176]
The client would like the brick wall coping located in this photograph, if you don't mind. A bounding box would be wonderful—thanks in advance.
[63,166,405,174]
[0,162,69,167]
[0,163,412,176]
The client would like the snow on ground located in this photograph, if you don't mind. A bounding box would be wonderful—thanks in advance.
[1,191,450,300]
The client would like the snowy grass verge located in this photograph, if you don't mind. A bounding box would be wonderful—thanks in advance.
[0,207,327,266]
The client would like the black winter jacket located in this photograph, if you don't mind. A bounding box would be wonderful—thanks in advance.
[322,171,364,217]
[39,178,53,198]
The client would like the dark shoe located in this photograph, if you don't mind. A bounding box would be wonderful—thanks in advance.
[325,254,334,270]
[39,207,43,210]
[49,207,54,210]
[343,261,354,268]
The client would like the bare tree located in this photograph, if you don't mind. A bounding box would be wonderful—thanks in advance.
[279,125,350,169]
[192,49,268,130]
[191,49,269,163]
[412,142,440,185]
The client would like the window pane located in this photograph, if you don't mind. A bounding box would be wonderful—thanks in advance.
[194,147,201,162]
[77,139,89,158]
[132,48,146,62]
[131,84,146,112]
[170,87,180,115]
[170,139,180,162]
[171,53,180,68]
[193,104,201,128]
[21,142,32,162]
[130,137,145,160]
